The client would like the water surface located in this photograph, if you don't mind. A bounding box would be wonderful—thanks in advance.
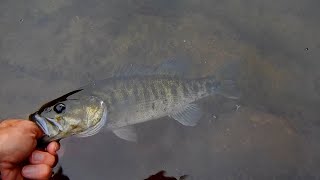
[1,0,320,179]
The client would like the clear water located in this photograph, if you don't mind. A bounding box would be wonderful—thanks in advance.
[1,0,320,179]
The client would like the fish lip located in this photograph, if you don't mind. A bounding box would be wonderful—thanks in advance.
[29,113,50,136]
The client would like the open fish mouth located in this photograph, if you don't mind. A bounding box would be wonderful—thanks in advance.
[29,113,62,137]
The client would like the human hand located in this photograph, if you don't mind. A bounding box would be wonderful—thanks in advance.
[0,119,60,180]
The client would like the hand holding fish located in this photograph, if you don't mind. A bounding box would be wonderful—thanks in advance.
[0,119,60,180]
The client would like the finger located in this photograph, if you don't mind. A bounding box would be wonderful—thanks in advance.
[11,120,44,138]
[46,141,60,155]
[0,119,43,138]
[29,150,56,167]
[22,164,52,180]
[22,120,44,139]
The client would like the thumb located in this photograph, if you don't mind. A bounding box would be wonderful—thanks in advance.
[19,120,44,139]
[30,121,44,139]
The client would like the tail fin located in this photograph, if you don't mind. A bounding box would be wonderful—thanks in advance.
[216,80,241,99]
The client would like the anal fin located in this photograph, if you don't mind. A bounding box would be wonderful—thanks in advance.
[169,103,202,126]
[113,126,137,142]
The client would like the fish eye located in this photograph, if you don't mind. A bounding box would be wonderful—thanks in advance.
[53,103,66,114]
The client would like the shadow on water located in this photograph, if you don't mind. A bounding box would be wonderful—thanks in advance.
[52,167,188,180]
[52,167,70,180]
[143,171,188,180]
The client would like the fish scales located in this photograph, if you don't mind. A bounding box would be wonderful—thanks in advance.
[93,76,208,129]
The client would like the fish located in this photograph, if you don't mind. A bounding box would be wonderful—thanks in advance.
[29,60,239,142]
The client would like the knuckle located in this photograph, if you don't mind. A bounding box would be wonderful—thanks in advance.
[22,164,52,180]
[31,151,55,166]
[0,120,11,127]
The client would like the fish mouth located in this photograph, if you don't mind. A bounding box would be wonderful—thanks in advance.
[29,112,50,135]
[29,113,62,137]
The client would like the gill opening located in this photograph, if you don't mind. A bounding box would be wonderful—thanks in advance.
[46,117,64,131]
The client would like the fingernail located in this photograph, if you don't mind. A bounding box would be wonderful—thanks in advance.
[22,166,36,177]
[32,152,44,162]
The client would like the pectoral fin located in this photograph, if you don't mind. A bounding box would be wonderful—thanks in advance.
[113,126,137,142]
[169,104,202,126]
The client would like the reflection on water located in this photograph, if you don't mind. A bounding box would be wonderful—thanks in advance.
[1,0,320,179]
